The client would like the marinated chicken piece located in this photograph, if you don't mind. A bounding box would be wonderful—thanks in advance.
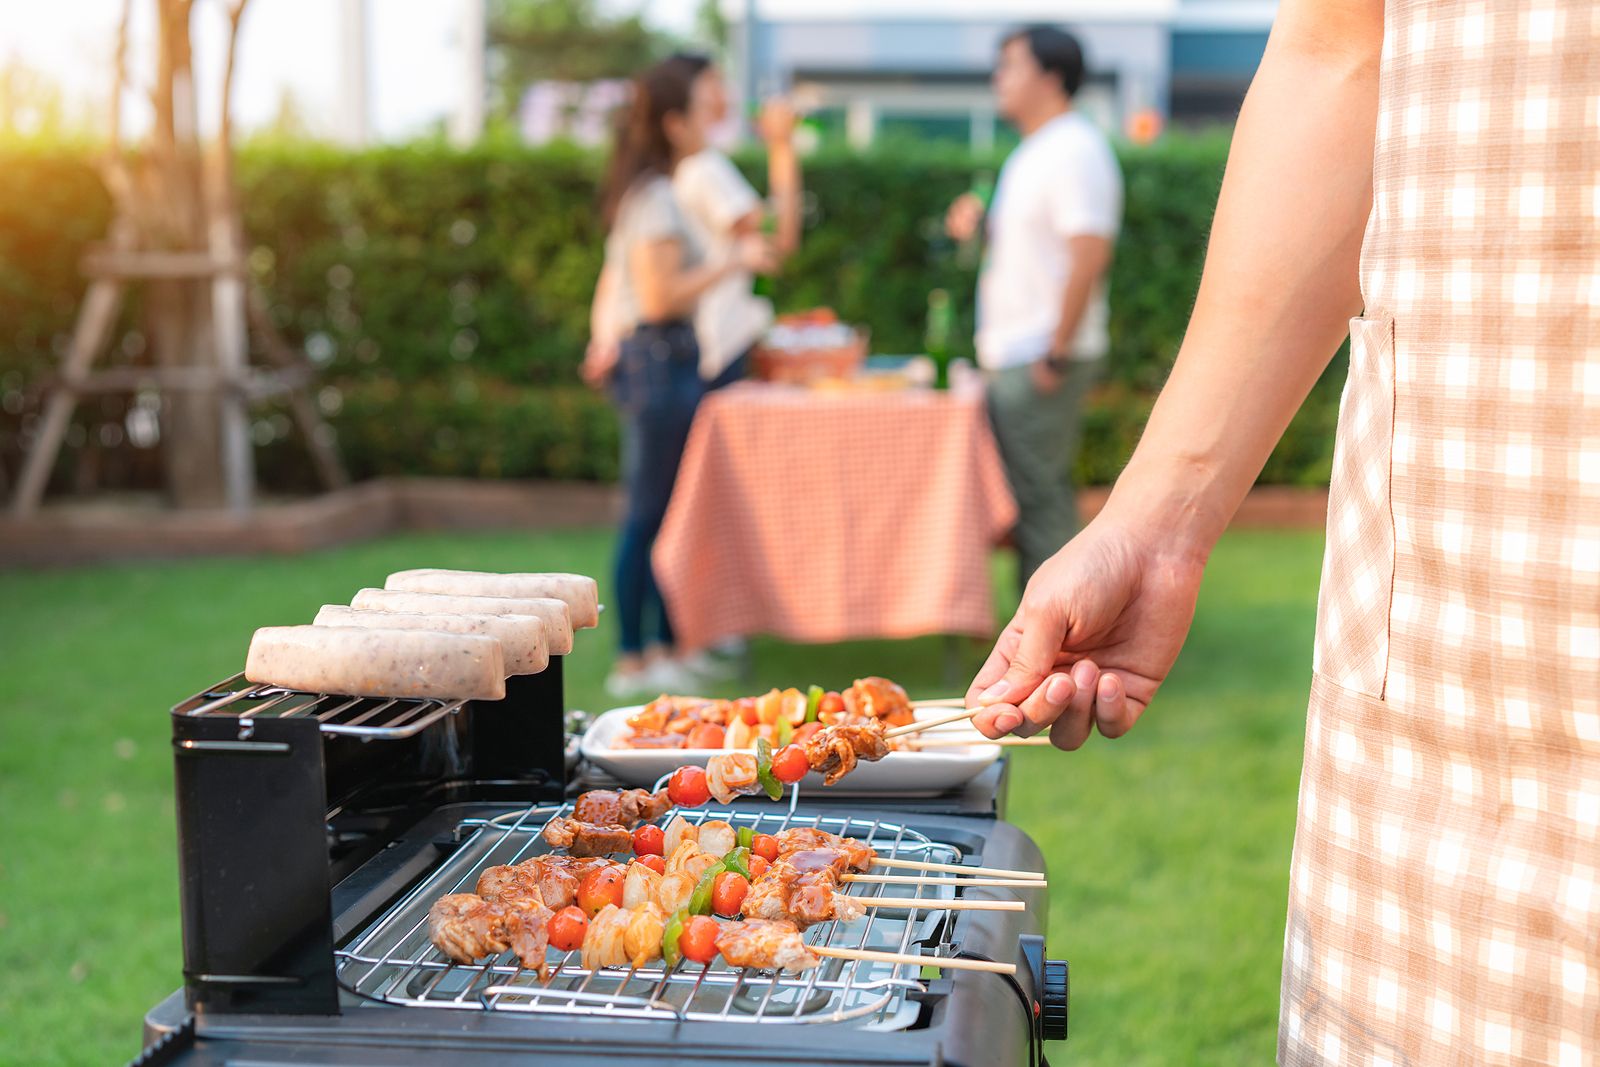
[772,829,876,871]
[842,676,914,727]
[705,752,761,803]
[582,903,631,970]
[715,919,818,973]
[472,868,554,975]
[542,817,635,856]
[624,902,668,967]
[508,855,619,909]
[428,894,514,963]
[476,864,548,913]
[573,788,674,828]
[802,720,890,785]
[626,697,675,734]
[744,857,867,928]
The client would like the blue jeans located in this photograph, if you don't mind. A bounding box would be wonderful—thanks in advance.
[703,346,753,391]
[610,322,704,655]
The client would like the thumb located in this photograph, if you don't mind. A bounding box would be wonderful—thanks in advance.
[975,599,1065,706]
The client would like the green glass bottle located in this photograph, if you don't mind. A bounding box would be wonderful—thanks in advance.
[751,209,778,301]
[925,288,953,391]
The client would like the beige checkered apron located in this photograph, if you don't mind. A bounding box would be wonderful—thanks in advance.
[1280,2,1600,1064]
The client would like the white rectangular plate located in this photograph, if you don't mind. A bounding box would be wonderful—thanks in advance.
[579,705,1001,794]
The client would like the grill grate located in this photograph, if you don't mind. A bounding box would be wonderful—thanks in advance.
[174,671,468,741]
[336,801,978,1026]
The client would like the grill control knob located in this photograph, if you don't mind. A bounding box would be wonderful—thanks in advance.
[1040,958,1069,1041]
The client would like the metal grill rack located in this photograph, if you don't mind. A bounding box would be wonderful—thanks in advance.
[337,801,987,1027]
[175,671,468,740]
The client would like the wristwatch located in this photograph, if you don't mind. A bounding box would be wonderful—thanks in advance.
[1043,348,1072,371]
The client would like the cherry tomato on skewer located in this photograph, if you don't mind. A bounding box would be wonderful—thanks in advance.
[711,871,750,917]
[632,823,665,856]
[577,865,625,915]
[548,905,589,952]
[679,915,720,964]
[747,855,771,880]
[770,744,809,783]
[750,833,779,863]
[633,854,666,875]
[667,765,711,807]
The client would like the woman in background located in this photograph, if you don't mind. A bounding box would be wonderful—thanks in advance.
[587,54,772,697]
[672,78,803,391]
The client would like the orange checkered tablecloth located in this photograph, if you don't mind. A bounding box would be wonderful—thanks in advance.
[652,380,1017,651]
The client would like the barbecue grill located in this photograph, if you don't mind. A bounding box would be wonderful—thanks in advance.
[135,652,1068,1066]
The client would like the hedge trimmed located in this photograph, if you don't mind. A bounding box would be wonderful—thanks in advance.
[0,135,1342,493]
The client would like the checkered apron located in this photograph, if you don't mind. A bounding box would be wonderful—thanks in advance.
[1280,3,1600,1064]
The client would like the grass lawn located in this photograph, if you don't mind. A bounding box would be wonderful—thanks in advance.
[0,527,1322,1066]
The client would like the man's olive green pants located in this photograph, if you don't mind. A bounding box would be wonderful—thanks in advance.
[985,359,1099,594]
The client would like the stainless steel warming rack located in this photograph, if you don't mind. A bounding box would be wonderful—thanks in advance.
[175,671,470,741]
[337,801,983,1026]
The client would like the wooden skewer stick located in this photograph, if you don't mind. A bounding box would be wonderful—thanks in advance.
[909,696,966,708]
[872,856,1044,880]
[844,873,1047,888]
[884,706,979,738]
[915,736,1053,748]
[813,945,1017,974]
[863,896,1025,911]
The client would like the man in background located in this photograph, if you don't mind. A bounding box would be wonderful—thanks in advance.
[948,25,1122,590]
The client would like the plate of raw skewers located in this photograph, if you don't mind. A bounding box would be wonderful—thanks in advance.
[579,675,1034,794]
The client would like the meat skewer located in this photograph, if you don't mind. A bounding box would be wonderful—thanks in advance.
[541,788,673,855]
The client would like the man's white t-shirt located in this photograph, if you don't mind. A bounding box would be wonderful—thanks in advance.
[672,150,775,381]
[976,110,1123,369]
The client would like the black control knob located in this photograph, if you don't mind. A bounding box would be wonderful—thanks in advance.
[1040,958,1069,1041]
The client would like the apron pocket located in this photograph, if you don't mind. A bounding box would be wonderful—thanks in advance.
[1312,314,1397,699]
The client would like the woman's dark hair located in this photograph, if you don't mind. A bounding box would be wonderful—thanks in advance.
[1002,25,1085,98]
[599,52,712,231]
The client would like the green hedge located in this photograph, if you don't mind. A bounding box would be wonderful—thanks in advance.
[0,135,1342,493]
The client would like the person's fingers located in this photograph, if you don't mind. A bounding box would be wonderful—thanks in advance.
[971,702,1022,740]
[1061,658,1098,726]
[975,604,1066,708]
[1094,673,1140,739]
[966,622,1019,707]
[1009,672,1075,737]
[1048,693,1095,751]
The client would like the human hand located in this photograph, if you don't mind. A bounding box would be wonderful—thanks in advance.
[945,192,984,242]
[1029,357,1064,395]
[966,510,1208,749]
[733,234,779,276]
[757,97,798,146]
[580,338,618,389]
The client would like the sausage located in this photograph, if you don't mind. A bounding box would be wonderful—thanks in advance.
[244,625,505,700]
[311,605,548,676]
[384,569,599,629]
[349,588,574,655]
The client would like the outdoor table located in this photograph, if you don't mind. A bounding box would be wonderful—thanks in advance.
[653,378,1017,652]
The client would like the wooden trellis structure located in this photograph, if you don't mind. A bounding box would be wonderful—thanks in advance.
[10,0,345,516]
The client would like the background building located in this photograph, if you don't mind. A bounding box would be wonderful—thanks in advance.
[720,0,1275,149]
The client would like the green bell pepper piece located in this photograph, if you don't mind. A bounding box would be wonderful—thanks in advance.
[737,825,755,851]
[722,845,752,881]
[689,860,725,915]
[775,714,793,746]
[754,738,783,800]
[662,909,687,967]
[805,685,824,722]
